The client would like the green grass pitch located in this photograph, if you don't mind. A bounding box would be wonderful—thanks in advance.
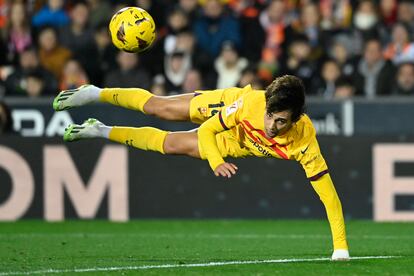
[0,220,413,275]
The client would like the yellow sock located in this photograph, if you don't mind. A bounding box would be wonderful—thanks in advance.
[109,127,167,154]
[99,88,153,113]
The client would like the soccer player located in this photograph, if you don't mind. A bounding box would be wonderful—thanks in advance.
[53,75,350,261]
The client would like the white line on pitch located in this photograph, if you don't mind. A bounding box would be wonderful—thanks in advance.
[0,256,399,275]
[0,233,413,240]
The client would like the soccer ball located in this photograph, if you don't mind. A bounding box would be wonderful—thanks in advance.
[109,7,156,53]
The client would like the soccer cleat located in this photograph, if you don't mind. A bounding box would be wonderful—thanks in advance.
[63,118,105,142]
[331,249,350,261]
[53,84,99,111]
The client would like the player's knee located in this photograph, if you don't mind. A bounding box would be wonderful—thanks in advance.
[163,141,180,154]
[144,98,172,119]
[164,136,197,156]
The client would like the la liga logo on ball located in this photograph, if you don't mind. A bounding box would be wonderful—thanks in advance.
[109,7,156,53]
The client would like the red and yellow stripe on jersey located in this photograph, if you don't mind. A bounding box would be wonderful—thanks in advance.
[192,85,328,180]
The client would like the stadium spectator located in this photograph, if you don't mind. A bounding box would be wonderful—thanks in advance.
[85,0,113,29]
[37,26,72,81]
[91,22,117,86]
[32,0,70,29]
[397,1,414,34]
[238,66,264,90]
[104,51,151,89]
[175,30,196,55]
[379,0,398,28]
[258,0,287,82]
[1,2,33,65]
[59,1,95,75]
[59,59,89,91]
[173,30,217,88]
[353,1,380,32]
[334,76,356,99]
[312,59,341,98]
[24,70,48,97]
[353,38,395,97]
[232,0,265,63]
[0,0,8,29]
[1,0,414,101]
[328,35,356,77]
[193,0,241,59]
[176,0,200,24]
[0,101,13,134]
[349,0,383,55]
[182,68,203,93]
[5,46,57,96]
[163,8,190,56]
[151,74,167,96]
[280,35,316,93]
[285,2,326,60]
[214,41,248,89]
[164,50,192,94]
[383,22,414,65]
[319,0,353,31]
[59,1,92,55]
[392,62,414,95]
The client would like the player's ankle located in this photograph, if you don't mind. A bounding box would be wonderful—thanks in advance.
[87,85,102,102]
[98,125,112,139]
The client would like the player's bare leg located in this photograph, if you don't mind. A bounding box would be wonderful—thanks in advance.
[53,85,193,121]
[142,94,193,121]
[162,130,200,157]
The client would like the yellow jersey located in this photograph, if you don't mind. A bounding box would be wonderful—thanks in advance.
[194,86,348,250]
[194,85,328,180]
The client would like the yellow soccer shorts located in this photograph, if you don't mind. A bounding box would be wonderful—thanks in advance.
[189,88,246,124]
[189,90,226,124]
[190,90,251,160]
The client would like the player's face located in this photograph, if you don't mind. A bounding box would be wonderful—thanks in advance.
[264,110,293,138]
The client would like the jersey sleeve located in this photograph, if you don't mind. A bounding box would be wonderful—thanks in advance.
[311,174,348,250]
[291,117,329,180]
[297,135,329,180]
[197,97,244,171]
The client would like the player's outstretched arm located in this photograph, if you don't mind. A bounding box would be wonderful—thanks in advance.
[310,173,350,261]
[198,113,238,178]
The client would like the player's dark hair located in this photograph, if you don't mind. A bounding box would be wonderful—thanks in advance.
[265,75,306,122]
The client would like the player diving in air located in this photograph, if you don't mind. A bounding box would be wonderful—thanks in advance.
[52,75,350,261]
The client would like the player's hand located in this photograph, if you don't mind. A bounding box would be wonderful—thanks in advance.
[214,162,238,178]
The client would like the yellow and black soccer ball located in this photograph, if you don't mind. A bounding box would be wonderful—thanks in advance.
[109,7,156,53]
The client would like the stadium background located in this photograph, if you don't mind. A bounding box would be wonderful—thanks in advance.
[1,0,414,222]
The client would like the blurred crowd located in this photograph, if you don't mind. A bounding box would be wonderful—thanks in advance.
[1,0,414,109]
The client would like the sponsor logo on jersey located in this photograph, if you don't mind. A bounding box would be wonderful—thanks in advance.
[301,145,309,154]
[248,138,272,157]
